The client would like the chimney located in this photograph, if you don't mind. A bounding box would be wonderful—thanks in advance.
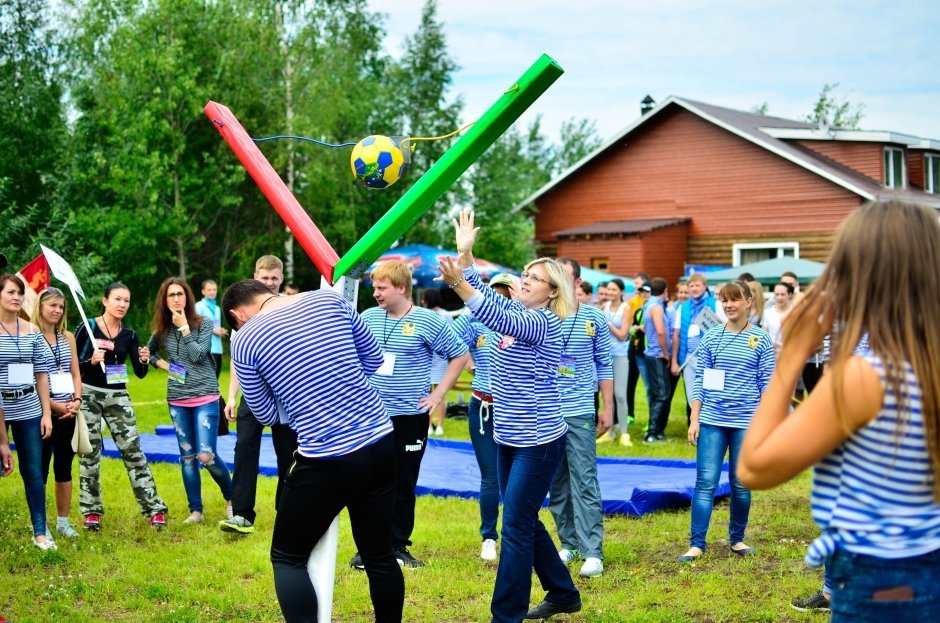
[641,94,656,116]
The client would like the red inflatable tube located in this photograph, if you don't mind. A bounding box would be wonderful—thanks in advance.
[204,101,339,283]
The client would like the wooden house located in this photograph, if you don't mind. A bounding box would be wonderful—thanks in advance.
[519,96,940,284]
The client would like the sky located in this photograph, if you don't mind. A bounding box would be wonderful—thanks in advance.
[367,0,940,146]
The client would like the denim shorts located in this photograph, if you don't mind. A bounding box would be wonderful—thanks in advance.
[829,546,940,622]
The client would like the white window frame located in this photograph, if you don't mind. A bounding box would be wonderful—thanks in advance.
[884,146,906,189]
[926,153,939,194]
[732,242,800,267]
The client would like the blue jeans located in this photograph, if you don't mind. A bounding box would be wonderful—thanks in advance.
[468,396,499,541]
[690,423,750,550]
[828,547,940,622]
[491,436,579,623]
[169,400,233,513]
[9,416,47,536]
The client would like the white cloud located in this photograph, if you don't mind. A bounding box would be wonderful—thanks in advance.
[369,0,940,141]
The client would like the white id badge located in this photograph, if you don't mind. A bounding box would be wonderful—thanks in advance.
[702,368,726,391]
[50,372,75,395]
[376,352,396,376]
[8,363,34,385]
[688,324,701,337]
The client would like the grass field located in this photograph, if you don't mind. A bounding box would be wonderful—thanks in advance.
[0,370,825,622]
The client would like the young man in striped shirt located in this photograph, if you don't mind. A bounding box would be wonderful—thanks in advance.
[549,258,614,578]
[220,255,297,535]
[356,261,469,569]
[223,279,404,623]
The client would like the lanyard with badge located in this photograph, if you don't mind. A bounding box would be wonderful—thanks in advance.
[1,319,35,386]
[167,329,188,384]
[702,323,748,391]
[558,308,580,378]
[99,319,129,385]
[44,331,76,395]
[376,306,412,376]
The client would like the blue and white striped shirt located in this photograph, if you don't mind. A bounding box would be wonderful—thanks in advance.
[643,298,673,359]
[452,312,498,395]
[463,266,567,447]
[691,323,775,429]
[231,291,392,459]
[361,305,467,417]
[0,326,52,421]
[558,304,613,418]
[807,351,940,566]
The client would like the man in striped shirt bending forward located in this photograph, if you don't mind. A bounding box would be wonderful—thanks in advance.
[223,279,403,623]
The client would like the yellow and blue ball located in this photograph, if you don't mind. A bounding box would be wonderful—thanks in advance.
[350,135,405,189]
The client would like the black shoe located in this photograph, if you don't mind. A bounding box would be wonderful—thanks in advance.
[524,598,582,620]
[790,590,830,612]
[394,547,425,569]
[349,552,365,570]
[655,432,666,441]
[644,435,658,443]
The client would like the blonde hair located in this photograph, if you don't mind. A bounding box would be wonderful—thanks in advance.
[784,199,940,499]
[686,272,708,287]
[526,258,574,321]
[747,281,764,321]
[371,261,413,297]
[254,255,283,272]
[32,288,68,335]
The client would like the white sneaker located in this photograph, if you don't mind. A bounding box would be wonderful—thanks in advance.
[428,426,434,436]
[558,548,580,564]
[33,535,57,551]
[619,433,633,447]
[480,539,497,561]
[183,512,205,525]
[579,557,603,577]
[434,425,444,436]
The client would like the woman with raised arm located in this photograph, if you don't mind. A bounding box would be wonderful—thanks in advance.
[74,282,168,531]
[0,274,54,549]
[740,200,940,621]
[34,287,83,539]
[147,277,232,525]
[438,211,581,623]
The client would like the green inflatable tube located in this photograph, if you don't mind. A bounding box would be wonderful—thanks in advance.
[333,53,564,280]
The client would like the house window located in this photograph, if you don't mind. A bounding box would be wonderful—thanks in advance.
[927,154,940,194]
[884,147,906,188]
[732,242,799,267]
[591,258,609,271]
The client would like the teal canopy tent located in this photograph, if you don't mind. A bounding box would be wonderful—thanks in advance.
[704,257,826,287]
[580,267,635,294]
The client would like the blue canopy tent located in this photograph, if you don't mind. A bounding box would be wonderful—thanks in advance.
[361,244,516,289]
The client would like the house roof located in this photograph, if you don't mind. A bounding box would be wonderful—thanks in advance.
[515,96,940,211]
[553,218,689,238]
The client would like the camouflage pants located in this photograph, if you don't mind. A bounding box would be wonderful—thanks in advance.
[78,386,168,517]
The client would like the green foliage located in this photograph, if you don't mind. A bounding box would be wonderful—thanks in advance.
[0,0,68,271]
[805,82,865,129]
[0,0,604,313]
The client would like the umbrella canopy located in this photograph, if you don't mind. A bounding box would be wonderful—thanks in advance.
[704,257,826,287]
[579,267,635,294]
[362,244,516,289]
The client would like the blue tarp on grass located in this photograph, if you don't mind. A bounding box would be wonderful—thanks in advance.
[103,427,730,518]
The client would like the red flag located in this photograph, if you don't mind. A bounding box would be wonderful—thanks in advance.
[16,254,50,320]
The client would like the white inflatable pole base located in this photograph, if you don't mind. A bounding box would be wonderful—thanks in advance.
[306,275,359,622]
[307,514,340,622]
